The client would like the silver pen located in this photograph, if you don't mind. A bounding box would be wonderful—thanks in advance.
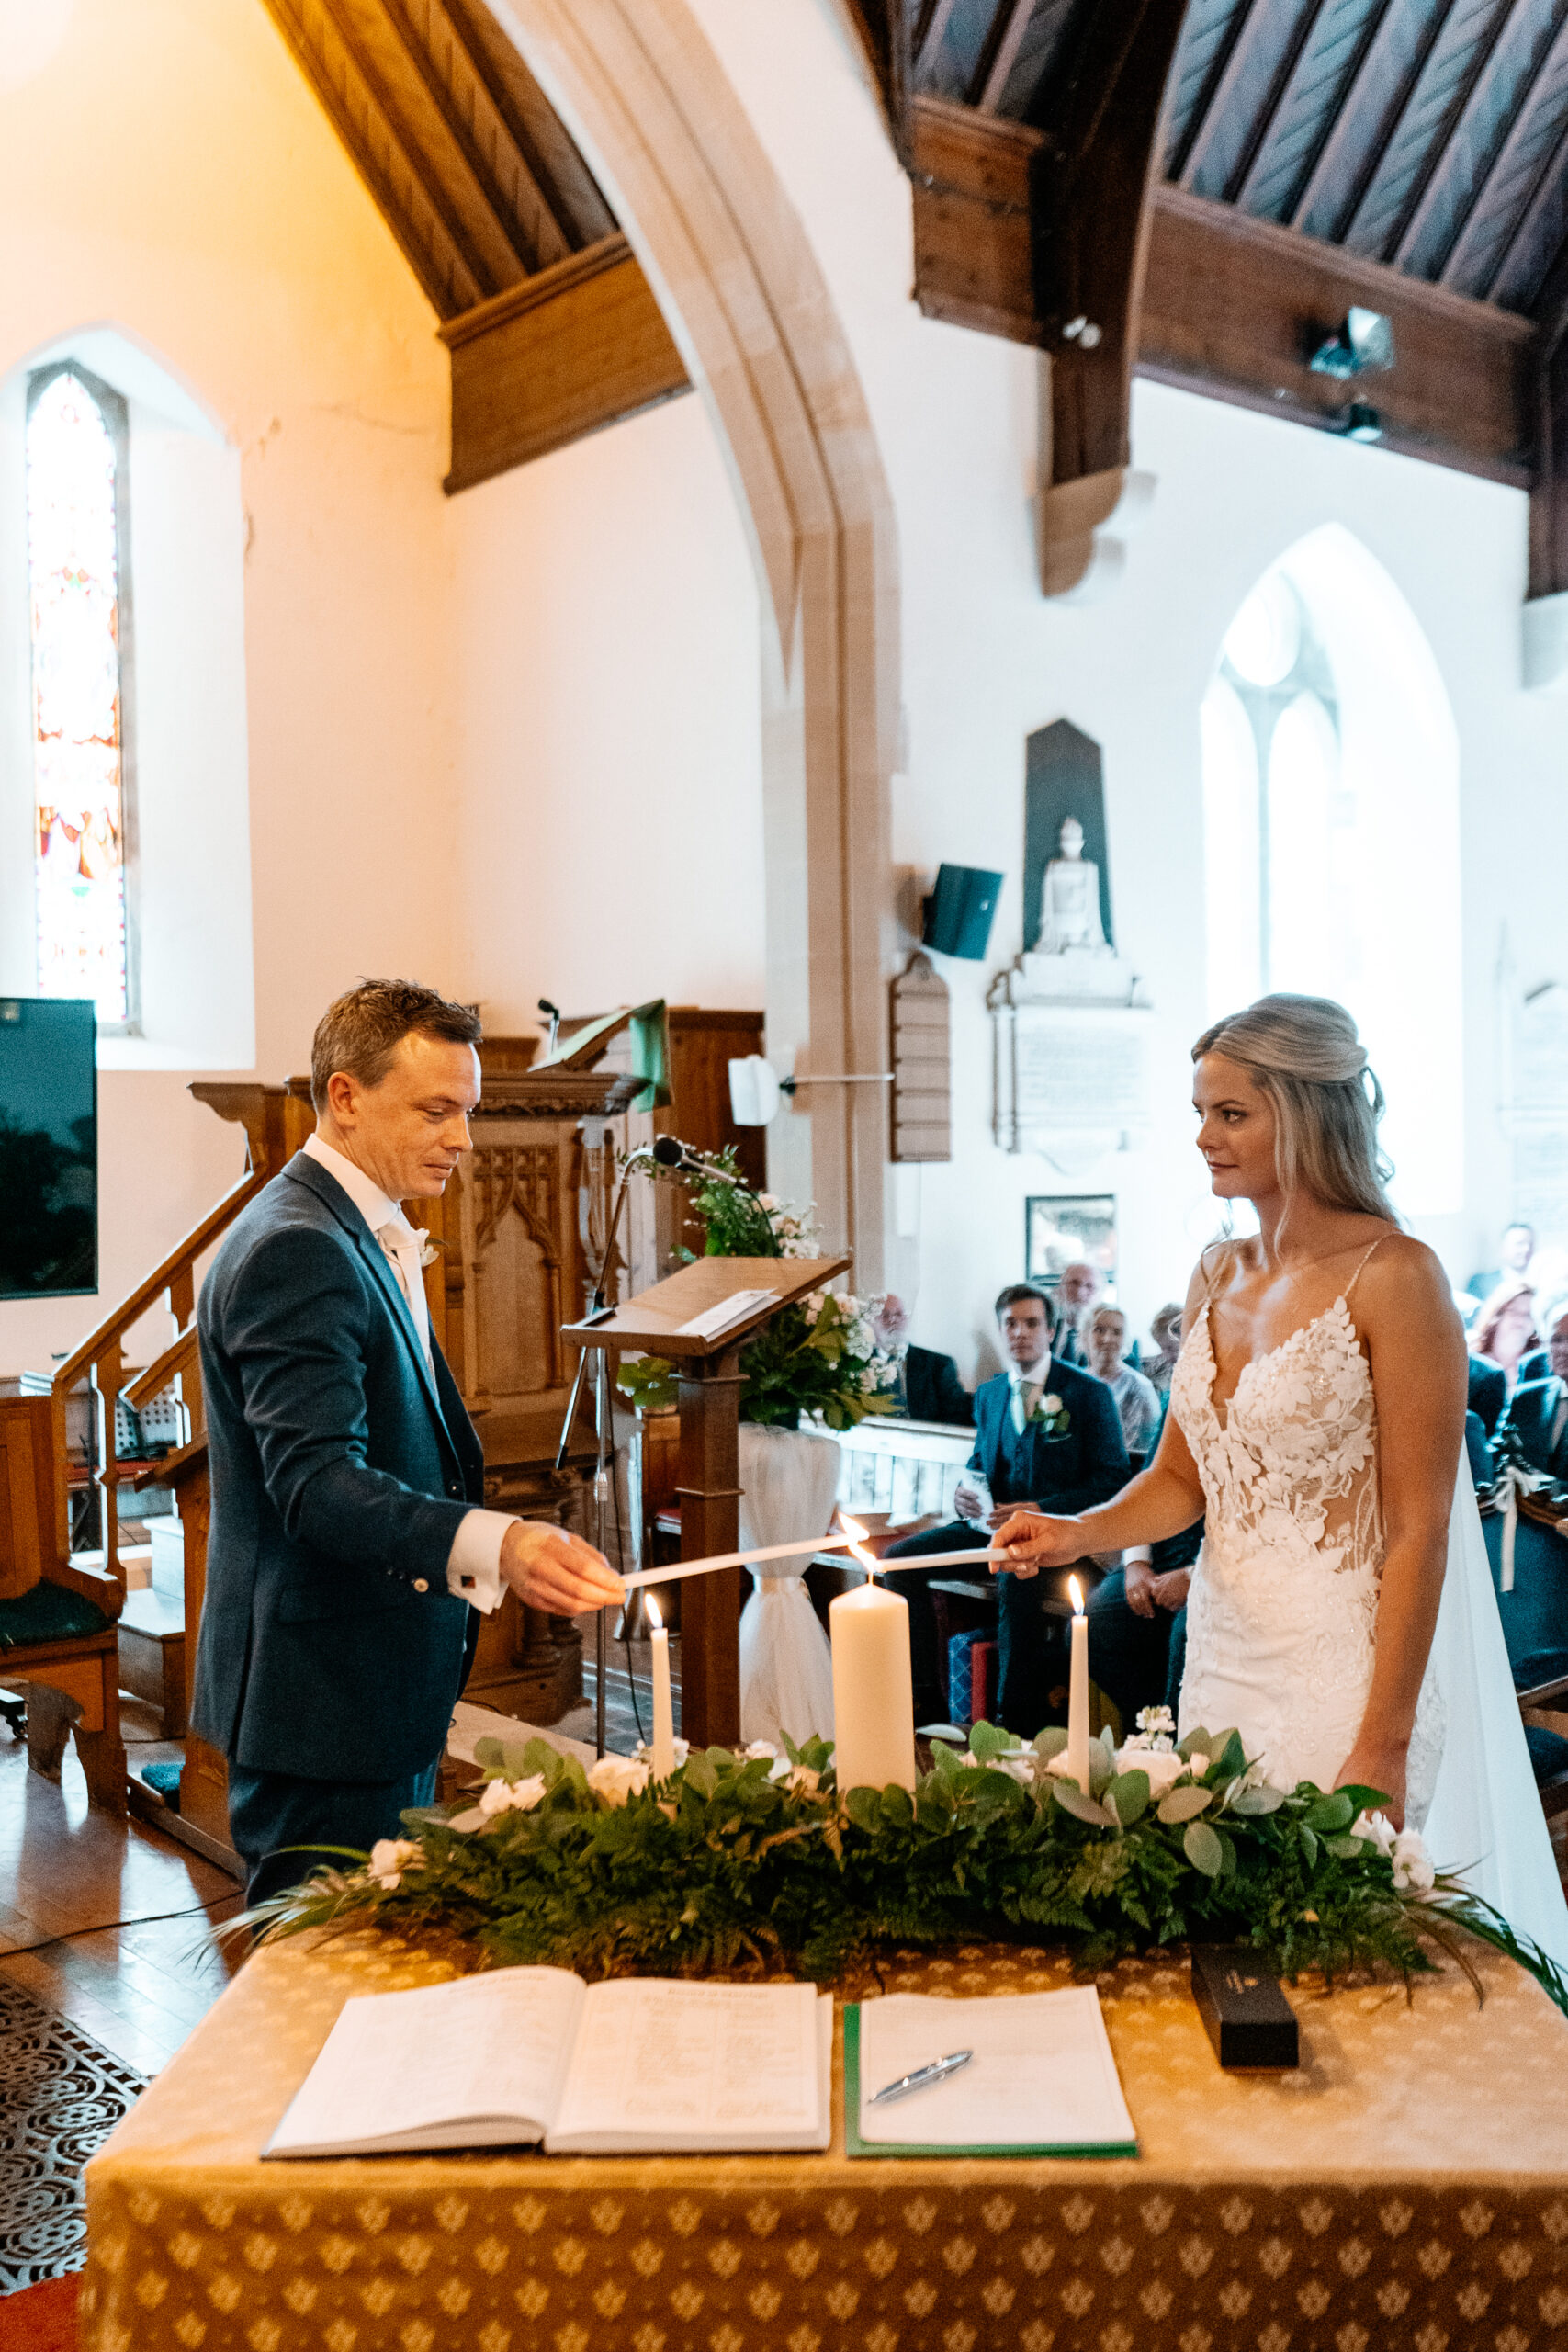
[869,2049,974,2105]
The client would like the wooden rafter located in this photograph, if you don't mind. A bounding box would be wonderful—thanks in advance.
[256,0,691,483]
[1443,8,1568,292]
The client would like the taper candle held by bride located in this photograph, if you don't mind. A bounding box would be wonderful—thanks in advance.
[647,1592,675,1781]
[1066,1575,1090,1792]
[828,1520,918,1794]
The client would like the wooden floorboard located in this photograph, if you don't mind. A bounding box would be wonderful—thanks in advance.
[0,1708,243,2077]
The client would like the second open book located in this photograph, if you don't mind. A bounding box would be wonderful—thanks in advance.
[265,1970,832,2158]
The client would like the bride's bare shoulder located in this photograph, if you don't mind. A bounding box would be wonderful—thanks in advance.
[1354,1231,1461,1325]
[1183,1238,1245,1317]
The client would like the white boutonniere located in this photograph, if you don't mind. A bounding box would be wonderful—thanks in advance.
[417,1235,442,1269]
[1027,1390,1071,1434]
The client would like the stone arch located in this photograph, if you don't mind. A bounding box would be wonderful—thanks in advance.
[491,0,898,1281]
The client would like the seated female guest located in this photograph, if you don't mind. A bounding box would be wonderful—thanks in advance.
[1145,1302,1184,1398]
[1496,1301,1568,1478]
[1472,1277,1540,1394]
[1083,1304,1162,1463]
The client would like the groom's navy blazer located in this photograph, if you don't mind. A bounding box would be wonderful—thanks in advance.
[191,1150,484,1784]
[967,1358,1129,1513]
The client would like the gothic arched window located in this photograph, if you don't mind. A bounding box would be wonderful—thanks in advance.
[1200,526,1462,1216]
[27,364,135,1026]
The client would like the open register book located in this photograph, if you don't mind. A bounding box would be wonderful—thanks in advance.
[265,1970,832,2158]
[845,1987,1137,2158]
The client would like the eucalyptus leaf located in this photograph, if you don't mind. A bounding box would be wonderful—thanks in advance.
[1178,1725,1213,1761]
[844,1785,882,1830]
[1325,1833,1365,1860]
[969,1719,1008,1762]
[1300,1822,1319,1870]
[1211,1730,1247,1782]
[1157,1785,1213,1824]
[1305,1791,1354,1835]
[1052,1780,1113,1827]
[1230,1784,1285,1815]
[1033,1726,1069,1759]
[1106,1769,1150,1827]
[472,1736,504,1771]
[1184,1819,1224,1876]
[880,1784,915,1828]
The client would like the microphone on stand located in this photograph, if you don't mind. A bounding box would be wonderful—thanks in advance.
[651,1135,752,1189]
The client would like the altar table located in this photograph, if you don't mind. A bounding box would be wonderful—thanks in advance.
[81,1931,1568,2352]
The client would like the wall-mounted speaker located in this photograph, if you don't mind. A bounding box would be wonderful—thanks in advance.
[921,864,1002,961]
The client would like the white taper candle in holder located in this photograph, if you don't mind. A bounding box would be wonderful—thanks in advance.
[647,1592,675,1781]
[1066,1574,1090,1792]
[828,1519,918,1794]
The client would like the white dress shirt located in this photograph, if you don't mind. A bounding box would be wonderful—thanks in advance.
[1008,1363,1050,1435]
[303,1134,507,1612]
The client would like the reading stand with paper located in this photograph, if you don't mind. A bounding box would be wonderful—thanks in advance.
[562,1252,849,1746]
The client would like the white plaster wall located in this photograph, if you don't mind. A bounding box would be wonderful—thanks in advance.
[676,0,1568,1376]
[0,0,455,1372]
[446,394,766,1027]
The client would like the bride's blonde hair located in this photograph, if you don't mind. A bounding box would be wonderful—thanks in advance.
[1192,994,1396,1221]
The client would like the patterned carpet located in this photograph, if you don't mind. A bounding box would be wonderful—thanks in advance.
[0,1979,147,2290]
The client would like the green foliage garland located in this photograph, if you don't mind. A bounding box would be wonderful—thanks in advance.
[245,1723,1568,2015]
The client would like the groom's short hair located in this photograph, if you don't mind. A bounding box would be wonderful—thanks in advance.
[995,1282,1052,1323]
[310,979,482,1111]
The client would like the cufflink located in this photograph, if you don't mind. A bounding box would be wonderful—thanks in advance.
[413,1577,429,1593]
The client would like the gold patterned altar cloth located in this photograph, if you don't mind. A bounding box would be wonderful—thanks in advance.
[80,1932,1568,2352]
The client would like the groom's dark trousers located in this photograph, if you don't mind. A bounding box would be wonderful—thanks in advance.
[191,1151,484,1903]
[883,1359,1128,1736]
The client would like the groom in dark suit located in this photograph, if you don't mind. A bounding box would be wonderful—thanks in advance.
[192,979,624,1901]
[883,1283,1128,1734]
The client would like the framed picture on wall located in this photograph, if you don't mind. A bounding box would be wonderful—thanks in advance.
[1025,1194,1117,1298]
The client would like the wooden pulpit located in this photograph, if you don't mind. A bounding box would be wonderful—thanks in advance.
[562,1254,849,1746]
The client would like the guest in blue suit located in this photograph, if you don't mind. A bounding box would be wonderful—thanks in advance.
[883,1283,1128,1735]
[192,981,624,1902]
[1496,1303,1568,1478]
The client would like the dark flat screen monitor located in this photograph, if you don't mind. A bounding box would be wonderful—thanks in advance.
[0,997,97,1300]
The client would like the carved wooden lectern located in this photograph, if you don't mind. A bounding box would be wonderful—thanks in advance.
[563,1251,849,1747]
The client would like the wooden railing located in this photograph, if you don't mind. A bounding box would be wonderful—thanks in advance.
[48,1082,303,1602]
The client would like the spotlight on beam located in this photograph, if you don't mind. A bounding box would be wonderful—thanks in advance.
[1310,307,1394,380]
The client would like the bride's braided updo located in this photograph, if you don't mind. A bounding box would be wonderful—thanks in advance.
[1192,993,1396,1221]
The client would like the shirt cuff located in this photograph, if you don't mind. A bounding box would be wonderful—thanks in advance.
[1124,1545,1153,1566]
[446,1509,513,1612]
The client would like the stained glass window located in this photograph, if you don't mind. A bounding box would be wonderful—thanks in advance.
[28,366,134,1025]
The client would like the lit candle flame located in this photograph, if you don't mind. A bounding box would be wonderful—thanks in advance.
[646,1591,663,1634]
[840,1512,880,1580]
[1069,1574,1083,1617]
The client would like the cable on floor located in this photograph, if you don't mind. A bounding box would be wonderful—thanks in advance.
[0,1894,243,1962]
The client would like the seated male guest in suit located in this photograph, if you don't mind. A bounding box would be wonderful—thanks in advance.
[882,1283,1127,1735]
[192,980,625,1903]
[1496,1302,1568,1478]
[871,1294,973,1428]
[1087,1521,1202,1736]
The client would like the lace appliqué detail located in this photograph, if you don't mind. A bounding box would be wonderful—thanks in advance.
[1171,1291,1444,1819]
[1173,1295,1382,1579]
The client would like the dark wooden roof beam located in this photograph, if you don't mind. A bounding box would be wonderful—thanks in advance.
[976,0,1040,107]
[384,0,575,273]
[1441,8,1568,293]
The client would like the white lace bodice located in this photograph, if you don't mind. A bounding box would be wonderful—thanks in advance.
[1170,1291,1384,1582]
[1168,1246,1442,1815]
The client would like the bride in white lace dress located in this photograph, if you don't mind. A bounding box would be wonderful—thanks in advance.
[998,994,1568,1962]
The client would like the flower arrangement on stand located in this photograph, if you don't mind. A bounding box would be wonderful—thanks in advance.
[617,1152,896,1430]
[244,1719,1568,2017]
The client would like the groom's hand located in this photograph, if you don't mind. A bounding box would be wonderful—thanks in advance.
[501,1521,624,1615]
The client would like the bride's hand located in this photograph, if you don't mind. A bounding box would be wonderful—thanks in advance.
[990,1510,1083,1580]
[1335,1738,1406,1831]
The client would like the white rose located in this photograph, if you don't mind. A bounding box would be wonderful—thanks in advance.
[1391,1829,1435,1894]
[587,1755,650,1806]
[1117,1747,1185,1796]
[1186,1751,1211,1776]
[1040,1394,1063,1417]
[367,1837,421,1889]
[1352,1809,1397,1858]
[742,1740,780,1762]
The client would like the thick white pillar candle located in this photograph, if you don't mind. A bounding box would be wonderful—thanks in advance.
[829,1577,918,1794]
[1066,1575,1090,1792]
[647,1594,675,1781]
